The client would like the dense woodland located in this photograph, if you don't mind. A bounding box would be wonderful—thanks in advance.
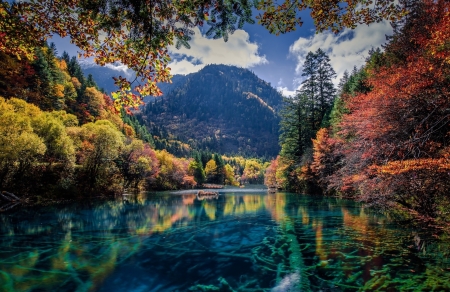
[265,0,450,223]
[0,45,269,199]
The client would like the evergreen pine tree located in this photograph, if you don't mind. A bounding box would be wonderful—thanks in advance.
[213,153,225,184]
[279,93,311,161]
[315,48,336,122]
[338,70,350,95]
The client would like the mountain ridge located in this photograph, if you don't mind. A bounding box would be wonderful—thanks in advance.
[141,64,283,157]
[83,63,283,157]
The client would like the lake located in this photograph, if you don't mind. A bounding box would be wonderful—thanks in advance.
[1,188,449,291]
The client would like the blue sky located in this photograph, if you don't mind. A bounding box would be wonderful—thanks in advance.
[51,10,393,97]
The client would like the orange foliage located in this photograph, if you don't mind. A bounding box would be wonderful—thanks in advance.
[264,156,278,187]
[71,77,81,89]
[123,123,135,138]
[322,0,450,217]
[378,157,450,175]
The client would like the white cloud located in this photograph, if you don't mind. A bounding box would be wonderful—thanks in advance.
[104,63,133,76]
[277,86,297,98]
[168,59,205,75]
[275,78,295,97]
[79,59,133,77]
[168,27,267,75]
[289,21,393,88]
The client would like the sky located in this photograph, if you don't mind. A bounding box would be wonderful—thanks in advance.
[51,10,394,97]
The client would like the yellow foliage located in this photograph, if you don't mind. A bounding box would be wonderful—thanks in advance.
[224,164,239,186]
[53,84,65,98]
[205,159,217,177]
[59,59,68,70]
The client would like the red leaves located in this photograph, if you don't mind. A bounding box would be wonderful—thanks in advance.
[319,0,450,218]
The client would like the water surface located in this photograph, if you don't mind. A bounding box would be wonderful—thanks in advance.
[1,189,450,291]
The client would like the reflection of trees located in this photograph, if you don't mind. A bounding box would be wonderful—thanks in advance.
[1,192,449,291]
[0,192,267,291]
[256,194,450,291]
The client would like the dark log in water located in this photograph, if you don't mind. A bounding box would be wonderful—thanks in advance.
[0,202,20,212]
[3,191,20,201]
[0,192,13,202]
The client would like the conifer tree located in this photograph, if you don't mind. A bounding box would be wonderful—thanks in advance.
[316,49,336,108]
[278,48,336,190]
[279,93,311,161]
[337,70,350,95]
[214,154,225,184]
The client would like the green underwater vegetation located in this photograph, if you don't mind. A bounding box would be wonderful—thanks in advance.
[0,190,449,291]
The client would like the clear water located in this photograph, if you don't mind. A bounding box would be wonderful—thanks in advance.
[1,189,450,291]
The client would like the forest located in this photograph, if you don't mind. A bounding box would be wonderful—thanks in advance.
[0,0,448,224]
[265,0,450,224]
[0,45,269,200]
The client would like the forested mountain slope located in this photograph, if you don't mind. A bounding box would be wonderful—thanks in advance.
[141,64,283,157]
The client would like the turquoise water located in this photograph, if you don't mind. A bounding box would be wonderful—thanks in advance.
[1,190,450,291]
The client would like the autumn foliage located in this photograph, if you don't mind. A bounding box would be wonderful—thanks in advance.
[305,0,450,221]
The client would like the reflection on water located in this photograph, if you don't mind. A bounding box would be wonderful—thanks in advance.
[1,190,450,291]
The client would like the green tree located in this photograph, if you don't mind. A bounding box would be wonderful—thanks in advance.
[278,49,336,190]
[189,160,206,186]
[315,48,336,126]
[213,154,225,184]
[298,48,336,131]
[279,93,311,162]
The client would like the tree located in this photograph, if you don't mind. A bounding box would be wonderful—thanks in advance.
[242,159,264,184]
[116,139,157,189]
[255,0,408,35]
[280,49,336,162]
[1,0,254,109]
[77,120,124,191]
[315,49,336,125]
[277,48,336,191]
[298,48,336,130]
[189,160,206,186]
[314,0,450,220]
[205,159,218,183]
[213,154,225,184]
[1,0,411,109]
[279,93,311,162]
[0,97,46,190]
[264,156,279,187]
[148,150,192,190]
[224,164,238,186]
[337,70,349,95]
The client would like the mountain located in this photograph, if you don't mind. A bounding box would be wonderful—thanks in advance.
[141,64,283,157]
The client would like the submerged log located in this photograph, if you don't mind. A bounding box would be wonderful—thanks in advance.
[0,202,20,212]
[3,191,20,201]
[0,192,13,202]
